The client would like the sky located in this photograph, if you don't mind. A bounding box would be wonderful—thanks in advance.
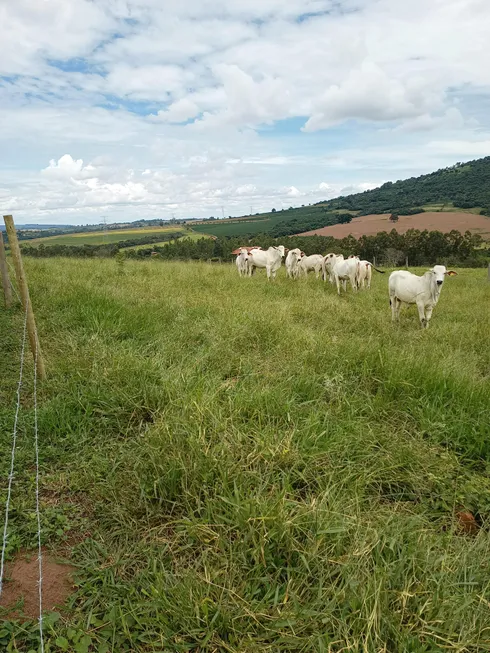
[1,0,490,225]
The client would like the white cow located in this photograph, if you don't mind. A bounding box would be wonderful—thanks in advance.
[324,253,344,285]
[357,260,373,289]
[285,248,303,279]
[324,252,346,287]
[248,245,286,280]
[389,265,457,328]
[348,255,385,289]
[326,255,359,294]
[235,248,250,277]
[299,254,326,280]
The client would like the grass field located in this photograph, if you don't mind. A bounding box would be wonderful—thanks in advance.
[189,205,337,237]
[124,231,212,250]
[1,258,490,651]
[22,226,187,247]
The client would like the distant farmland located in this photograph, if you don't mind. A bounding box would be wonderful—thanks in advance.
[22,226,188,247]
[299,211,490,239]
[124,231,212,250]
[190,205,337,238]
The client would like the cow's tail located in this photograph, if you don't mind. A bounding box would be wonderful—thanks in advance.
[365,261,385,273]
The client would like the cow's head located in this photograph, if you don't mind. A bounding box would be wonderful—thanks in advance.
[431,265,457,286]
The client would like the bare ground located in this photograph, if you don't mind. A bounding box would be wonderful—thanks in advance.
[298,212,490,239]
[0,549,75,620]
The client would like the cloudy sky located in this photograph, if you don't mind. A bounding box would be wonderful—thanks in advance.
[1,0,489,225]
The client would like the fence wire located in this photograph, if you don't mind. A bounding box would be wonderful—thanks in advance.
[0,297,45,651]
[0,299,29,596]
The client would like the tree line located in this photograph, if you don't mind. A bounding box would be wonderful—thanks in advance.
[20,228,489,267]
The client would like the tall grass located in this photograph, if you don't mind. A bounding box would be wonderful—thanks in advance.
[1,258,490,651]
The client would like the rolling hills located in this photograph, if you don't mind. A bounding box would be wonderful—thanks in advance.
[192,156,490,239]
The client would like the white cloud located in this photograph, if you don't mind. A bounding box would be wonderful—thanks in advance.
[303,61,443,131]
[153,98,200,123]
[1,0,490,223]
[427,139,490,156]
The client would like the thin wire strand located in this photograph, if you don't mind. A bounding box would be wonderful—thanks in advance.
[0,298,29,596]
[33,337,44,652]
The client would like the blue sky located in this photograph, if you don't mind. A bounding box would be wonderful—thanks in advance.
[0,0,489,224]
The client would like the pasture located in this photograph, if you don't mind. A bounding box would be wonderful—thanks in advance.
[22,226,187,247]
[124,231,212,250]
[1,257,490,652]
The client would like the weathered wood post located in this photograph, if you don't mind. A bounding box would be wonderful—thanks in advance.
[0,231,13,308]
[3,215,46,380]
[405,256,409,269]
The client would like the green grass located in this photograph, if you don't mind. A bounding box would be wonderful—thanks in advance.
[422,203,484,214]
[1,259,490,651]
[190,206,338,237]
[22,226,186,247]
[124,231,212,250]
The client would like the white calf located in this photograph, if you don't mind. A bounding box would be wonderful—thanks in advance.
[299,254,326,280]
[235,248,250,277]
[389,265,457,328]
[332,257,360,294]
[248,245,286,280]
[357,261,373,289]
[285,248,303,279]
[324,253,344,284]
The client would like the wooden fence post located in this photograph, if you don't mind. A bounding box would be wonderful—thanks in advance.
[0,231,13,308]
[3,215,46,380]
[405,256,409,269]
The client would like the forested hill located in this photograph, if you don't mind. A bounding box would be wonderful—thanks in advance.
[323,156,490,215]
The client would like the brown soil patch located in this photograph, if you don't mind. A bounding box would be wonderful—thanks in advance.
[0,550,76,620]
[298,211,490,239]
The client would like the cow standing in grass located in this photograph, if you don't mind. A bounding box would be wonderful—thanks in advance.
[389,265,457,328]
[248,245,286,280]
[299,254,326,280]
[235,248,250,277]
[285,248,303,279]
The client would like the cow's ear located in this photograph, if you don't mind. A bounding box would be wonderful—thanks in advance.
[446,270,458,276]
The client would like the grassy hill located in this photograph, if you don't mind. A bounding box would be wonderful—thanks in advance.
[191,206,348,238]
[324,156,490,215]
[1,258,489,651]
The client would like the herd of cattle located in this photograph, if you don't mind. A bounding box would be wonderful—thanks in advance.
[233,245,457,329]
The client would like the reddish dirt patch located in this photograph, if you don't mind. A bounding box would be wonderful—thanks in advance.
[0,550,75,620]
[299,212,490,239]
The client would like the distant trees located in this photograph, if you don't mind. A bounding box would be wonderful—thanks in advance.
[21,228,489,268]
[271,208,276,212]
[337,214,353,224]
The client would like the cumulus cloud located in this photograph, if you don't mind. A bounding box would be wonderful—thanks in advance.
[1,0,490,223]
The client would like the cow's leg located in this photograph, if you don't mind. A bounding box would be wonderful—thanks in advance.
[335,275,341,295]
[342,279,347,293]
[390,296,398,322]
[416,300,427,328]
[425,306,434,327]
